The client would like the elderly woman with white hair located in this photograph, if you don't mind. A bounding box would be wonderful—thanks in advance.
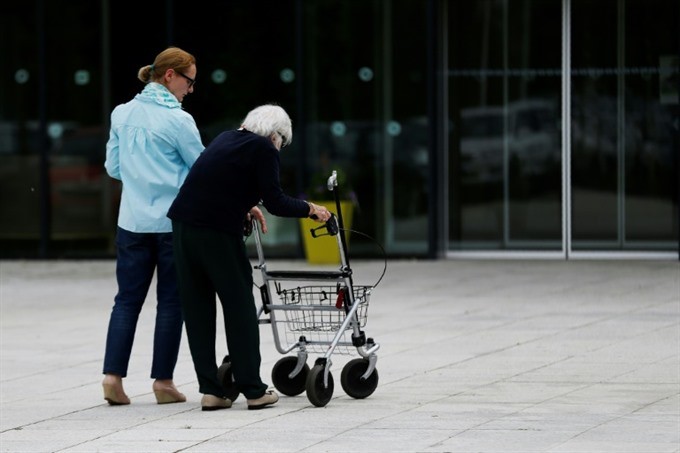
[167,104,330,411]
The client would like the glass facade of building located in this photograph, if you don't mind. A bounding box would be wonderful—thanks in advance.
[1,0,678,259]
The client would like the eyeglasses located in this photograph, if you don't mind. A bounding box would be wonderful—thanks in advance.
[175,70,195,89]
[278,132,288,148]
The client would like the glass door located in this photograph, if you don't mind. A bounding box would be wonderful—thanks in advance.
[570,0,679,255]
[447,0,679,257]
[447,0,563,254]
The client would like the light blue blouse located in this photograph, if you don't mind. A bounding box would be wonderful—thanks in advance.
[105,83,204,233]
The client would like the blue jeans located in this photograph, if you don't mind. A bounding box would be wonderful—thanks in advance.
[102,227,182,379]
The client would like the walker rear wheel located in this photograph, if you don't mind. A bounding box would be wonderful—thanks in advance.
[272,356,309,396]
[216,355,240,401]
[306,364,334,407]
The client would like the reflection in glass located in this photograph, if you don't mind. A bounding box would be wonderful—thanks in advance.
[448,0,562,251]
[571,0,679,250]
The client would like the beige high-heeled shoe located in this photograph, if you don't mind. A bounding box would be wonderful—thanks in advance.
[102,375,130,405]
[153,380,186,404]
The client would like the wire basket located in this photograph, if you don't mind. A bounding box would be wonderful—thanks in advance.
[272,285,371,353]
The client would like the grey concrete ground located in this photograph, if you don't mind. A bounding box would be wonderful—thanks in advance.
[0,258,679,453]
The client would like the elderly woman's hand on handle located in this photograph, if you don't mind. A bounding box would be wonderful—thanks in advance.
[306,201,331,223]
[248,206,268,234]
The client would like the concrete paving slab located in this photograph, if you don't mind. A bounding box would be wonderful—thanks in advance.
[1,258,679,452]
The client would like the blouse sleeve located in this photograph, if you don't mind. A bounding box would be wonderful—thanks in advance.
[104,125,121,180]
[174,113,204,167]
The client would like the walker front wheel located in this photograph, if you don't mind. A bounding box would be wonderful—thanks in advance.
[306,364,334,407]
[340,358,378,399]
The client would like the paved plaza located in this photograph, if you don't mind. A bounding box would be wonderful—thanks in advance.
[1,258,679,452]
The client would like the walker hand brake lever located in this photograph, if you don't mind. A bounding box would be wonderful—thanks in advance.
[326,214,338,235]
[310,214,338,238]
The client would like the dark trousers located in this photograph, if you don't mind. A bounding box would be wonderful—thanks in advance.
[103,227,182,379]
[172,220,268,399]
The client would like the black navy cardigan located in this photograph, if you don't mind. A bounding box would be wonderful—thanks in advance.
[168,129,308,235]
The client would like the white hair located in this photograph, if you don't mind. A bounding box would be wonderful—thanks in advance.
[241,104,292,146]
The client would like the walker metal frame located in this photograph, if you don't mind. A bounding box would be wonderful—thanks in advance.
[220,171,380,407]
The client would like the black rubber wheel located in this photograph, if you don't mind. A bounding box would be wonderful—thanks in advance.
[340,358,379,399]
[216,355,240,401]
[271,356,309,397]
[305,364,334,407]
